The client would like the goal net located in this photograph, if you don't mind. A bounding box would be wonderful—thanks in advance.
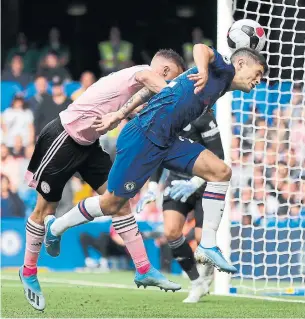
[229,0,305,296]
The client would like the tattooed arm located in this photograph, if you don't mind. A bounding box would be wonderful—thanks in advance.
[92,86,162,134]
[118,87,155,119]
[115,69,168,118]
[92,69,168,134]
[118,67,170,118]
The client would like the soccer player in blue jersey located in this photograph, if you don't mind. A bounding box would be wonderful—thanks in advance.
[46,44,267,275]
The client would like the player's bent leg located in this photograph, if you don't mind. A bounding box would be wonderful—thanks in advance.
[163,209,208,301]
[163,209,185,242]
[46,189,181,290]
[164,209,197,279]
[97,185,157,279]
[48,190,125,239]
[164,209,200,281]
[112,201,152,273]
[20,194,57,311]
[110,203,180,292]
[192,149,231,182]
[164,139,235,273]
[192,150,236,273]
[31,195,61,259]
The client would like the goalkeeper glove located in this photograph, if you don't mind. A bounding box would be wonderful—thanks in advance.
[169,176,205,203]
[136,182,158,214]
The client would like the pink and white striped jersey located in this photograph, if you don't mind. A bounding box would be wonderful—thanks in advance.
[59,65,151,145]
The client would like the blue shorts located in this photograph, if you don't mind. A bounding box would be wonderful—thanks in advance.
[107,118,205,198]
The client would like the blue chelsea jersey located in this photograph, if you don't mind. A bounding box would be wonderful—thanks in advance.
[137,48,235,147]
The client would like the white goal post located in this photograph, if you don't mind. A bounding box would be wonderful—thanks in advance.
[215,0,234,295]
[215,0,305,297]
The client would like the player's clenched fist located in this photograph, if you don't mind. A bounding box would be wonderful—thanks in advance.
[187,70,208,94]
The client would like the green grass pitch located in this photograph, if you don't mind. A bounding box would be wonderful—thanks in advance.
[2,270,305,318]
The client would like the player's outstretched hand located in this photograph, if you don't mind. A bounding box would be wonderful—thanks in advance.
[169,180,198,202]
[92,111,123,134]
[136,190,157,214]
[187,71,208,94]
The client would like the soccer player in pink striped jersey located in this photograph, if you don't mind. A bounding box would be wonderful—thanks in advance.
[19,49,185,311]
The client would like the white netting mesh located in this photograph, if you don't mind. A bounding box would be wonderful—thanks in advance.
[230,0,305,295]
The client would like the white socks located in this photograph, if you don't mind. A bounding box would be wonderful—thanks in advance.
[200,181,229,248]
[50,196,102,236]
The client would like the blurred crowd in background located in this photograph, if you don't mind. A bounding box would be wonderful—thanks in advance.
[1,25,305,231]
[231,82,305,227]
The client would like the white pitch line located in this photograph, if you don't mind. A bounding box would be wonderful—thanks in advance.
[217,292,305,303]
[1,275,178,291]
[2,275,305,304]
[3,283,66,287]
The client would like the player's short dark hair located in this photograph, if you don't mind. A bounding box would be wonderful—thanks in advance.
[154,49,186,71]
[231,47,268,75]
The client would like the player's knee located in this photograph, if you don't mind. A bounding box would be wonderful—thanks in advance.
[164,227,183,242]
[31,204,55,224]
[218,163,232,181]
[209,160,232,182]
[30,194,57,224]
[115,202,131,217]
[99,192,126,216]
[202,160,231,182]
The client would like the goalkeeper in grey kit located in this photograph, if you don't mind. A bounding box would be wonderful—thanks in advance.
[137,109,224,303]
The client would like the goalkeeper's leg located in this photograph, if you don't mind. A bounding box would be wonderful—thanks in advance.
[162,198,209,303]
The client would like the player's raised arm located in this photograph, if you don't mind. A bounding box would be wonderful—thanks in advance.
[92,69,170,134]
[188,44,215,94]
[118,69,170,117]
[118,68,179,119]
[135,69,168,93]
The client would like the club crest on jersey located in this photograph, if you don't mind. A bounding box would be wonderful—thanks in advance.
[223,55,231,65]
[41,181,50,194]
[124,182,136,192]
